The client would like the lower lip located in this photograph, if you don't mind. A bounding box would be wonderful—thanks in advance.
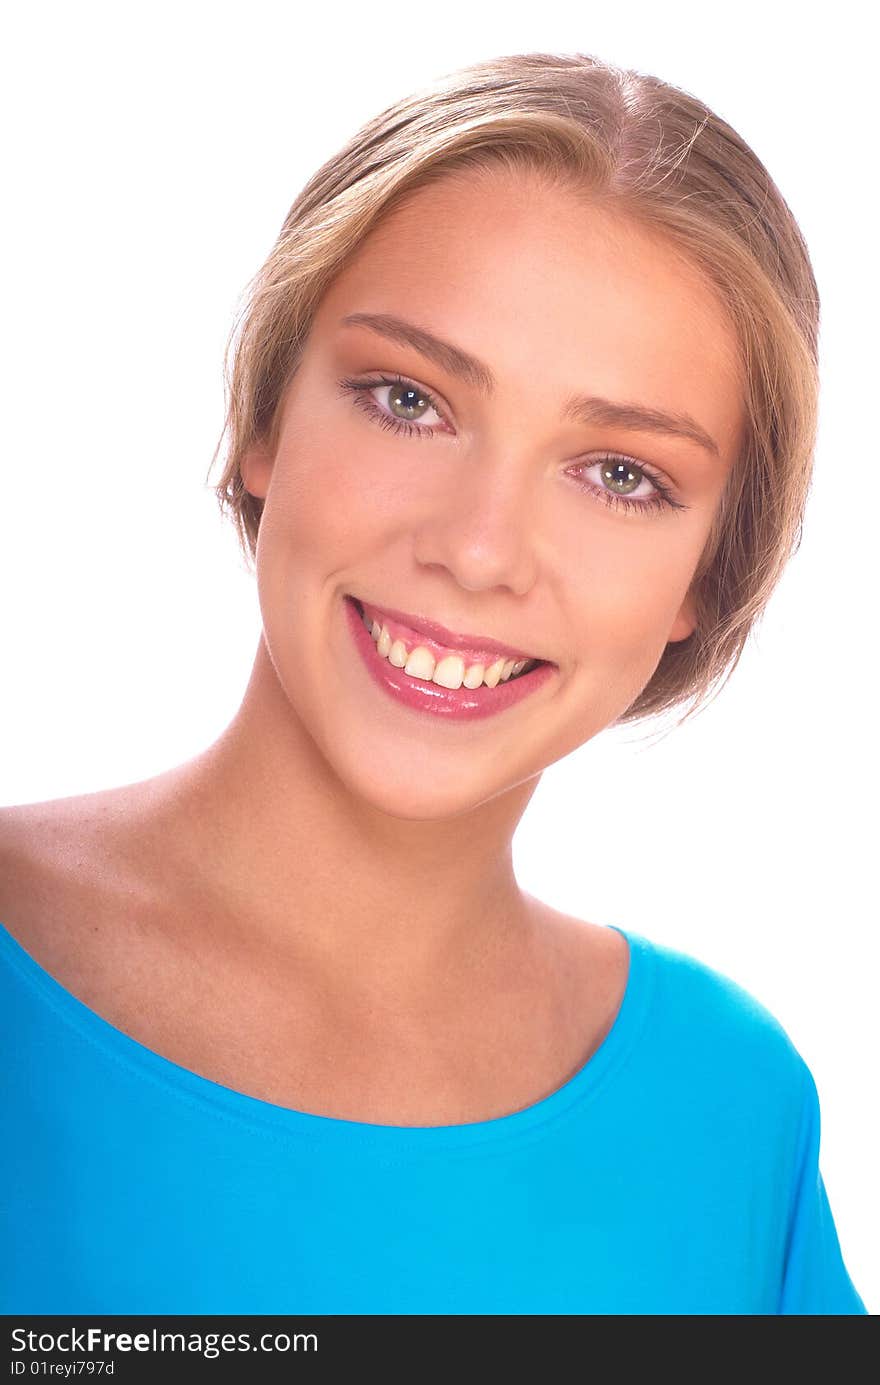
[343,594,557,722]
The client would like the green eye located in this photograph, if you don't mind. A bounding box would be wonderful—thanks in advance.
[338,373,446,438]
[337,373,687,517]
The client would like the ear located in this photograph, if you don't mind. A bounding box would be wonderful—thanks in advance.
[239,439,274,501]
[667,588,698,644]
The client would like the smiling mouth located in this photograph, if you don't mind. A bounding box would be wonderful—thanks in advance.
[349,595,550,687]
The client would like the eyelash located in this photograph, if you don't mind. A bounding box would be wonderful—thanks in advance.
[336,371,688,517]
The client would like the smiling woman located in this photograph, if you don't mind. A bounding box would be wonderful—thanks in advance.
[0,51,867,1316]
[232,171,746,807]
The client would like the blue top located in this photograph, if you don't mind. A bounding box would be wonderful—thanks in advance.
[0,918,867,1315]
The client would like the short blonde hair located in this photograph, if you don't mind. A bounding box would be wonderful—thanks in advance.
[207,51,820,729]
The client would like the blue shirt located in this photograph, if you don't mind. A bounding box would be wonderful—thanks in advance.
[0,918,867,1315]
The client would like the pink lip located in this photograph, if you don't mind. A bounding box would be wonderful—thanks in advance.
[343,595,558,722]
[353,595,548,666]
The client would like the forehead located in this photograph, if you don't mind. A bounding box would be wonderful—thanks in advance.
[317,167,745,457]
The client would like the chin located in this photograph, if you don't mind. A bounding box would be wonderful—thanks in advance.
[336,757,518,823]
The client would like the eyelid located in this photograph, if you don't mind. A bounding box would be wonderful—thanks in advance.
[349,368,453,425]
[339,369,686,508]
[410,379,676,494]
[594,452,675,496]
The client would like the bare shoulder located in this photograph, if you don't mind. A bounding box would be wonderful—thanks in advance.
[521,893,632,1021]
[524,891,629,961]
[0,795,83,934]
[0,783,244,1097]
[0,786,162,984]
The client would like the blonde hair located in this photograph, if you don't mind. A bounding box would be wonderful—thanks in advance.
[207,51,820,730]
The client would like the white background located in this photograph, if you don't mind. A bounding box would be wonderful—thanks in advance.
[2,1,876,1311]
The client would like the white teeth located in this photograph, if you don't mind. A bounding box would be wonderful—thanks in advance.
[431,654,467,689]
[387,638,409,669]
[361,608,536,689]
[482,658,506,689]
[403,645,436,681]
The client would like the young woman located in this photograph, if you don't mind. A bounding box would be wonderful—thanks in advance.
[0,51,867,1315]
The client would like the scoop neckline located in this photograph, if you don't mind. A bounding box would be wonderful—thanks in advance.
[0,916,655,1152]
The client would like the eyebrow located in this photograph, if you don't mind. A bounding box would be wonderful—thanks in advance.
[339,311,721,460]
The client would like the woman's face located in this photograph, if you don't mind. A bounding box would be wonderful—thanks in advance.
[241,167,744,820]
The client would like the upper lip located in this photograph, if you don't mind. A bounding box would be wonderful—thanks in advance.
[352,596,549,665]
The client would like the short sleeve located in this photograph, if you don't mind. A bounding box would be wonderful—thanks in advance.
[778,1061,868,1315]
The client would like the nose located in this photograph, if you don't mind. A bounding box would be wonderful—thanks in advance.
[410,443,541,596]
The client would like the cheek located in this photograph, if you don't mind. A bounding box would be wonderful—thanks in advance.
[572,588,670,706]
[569,523,701,634]
[260,425,379,566]
[555,521,707,720]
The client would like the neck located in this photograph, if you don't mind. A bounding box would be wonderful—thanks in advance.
[135,636,544,1012]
